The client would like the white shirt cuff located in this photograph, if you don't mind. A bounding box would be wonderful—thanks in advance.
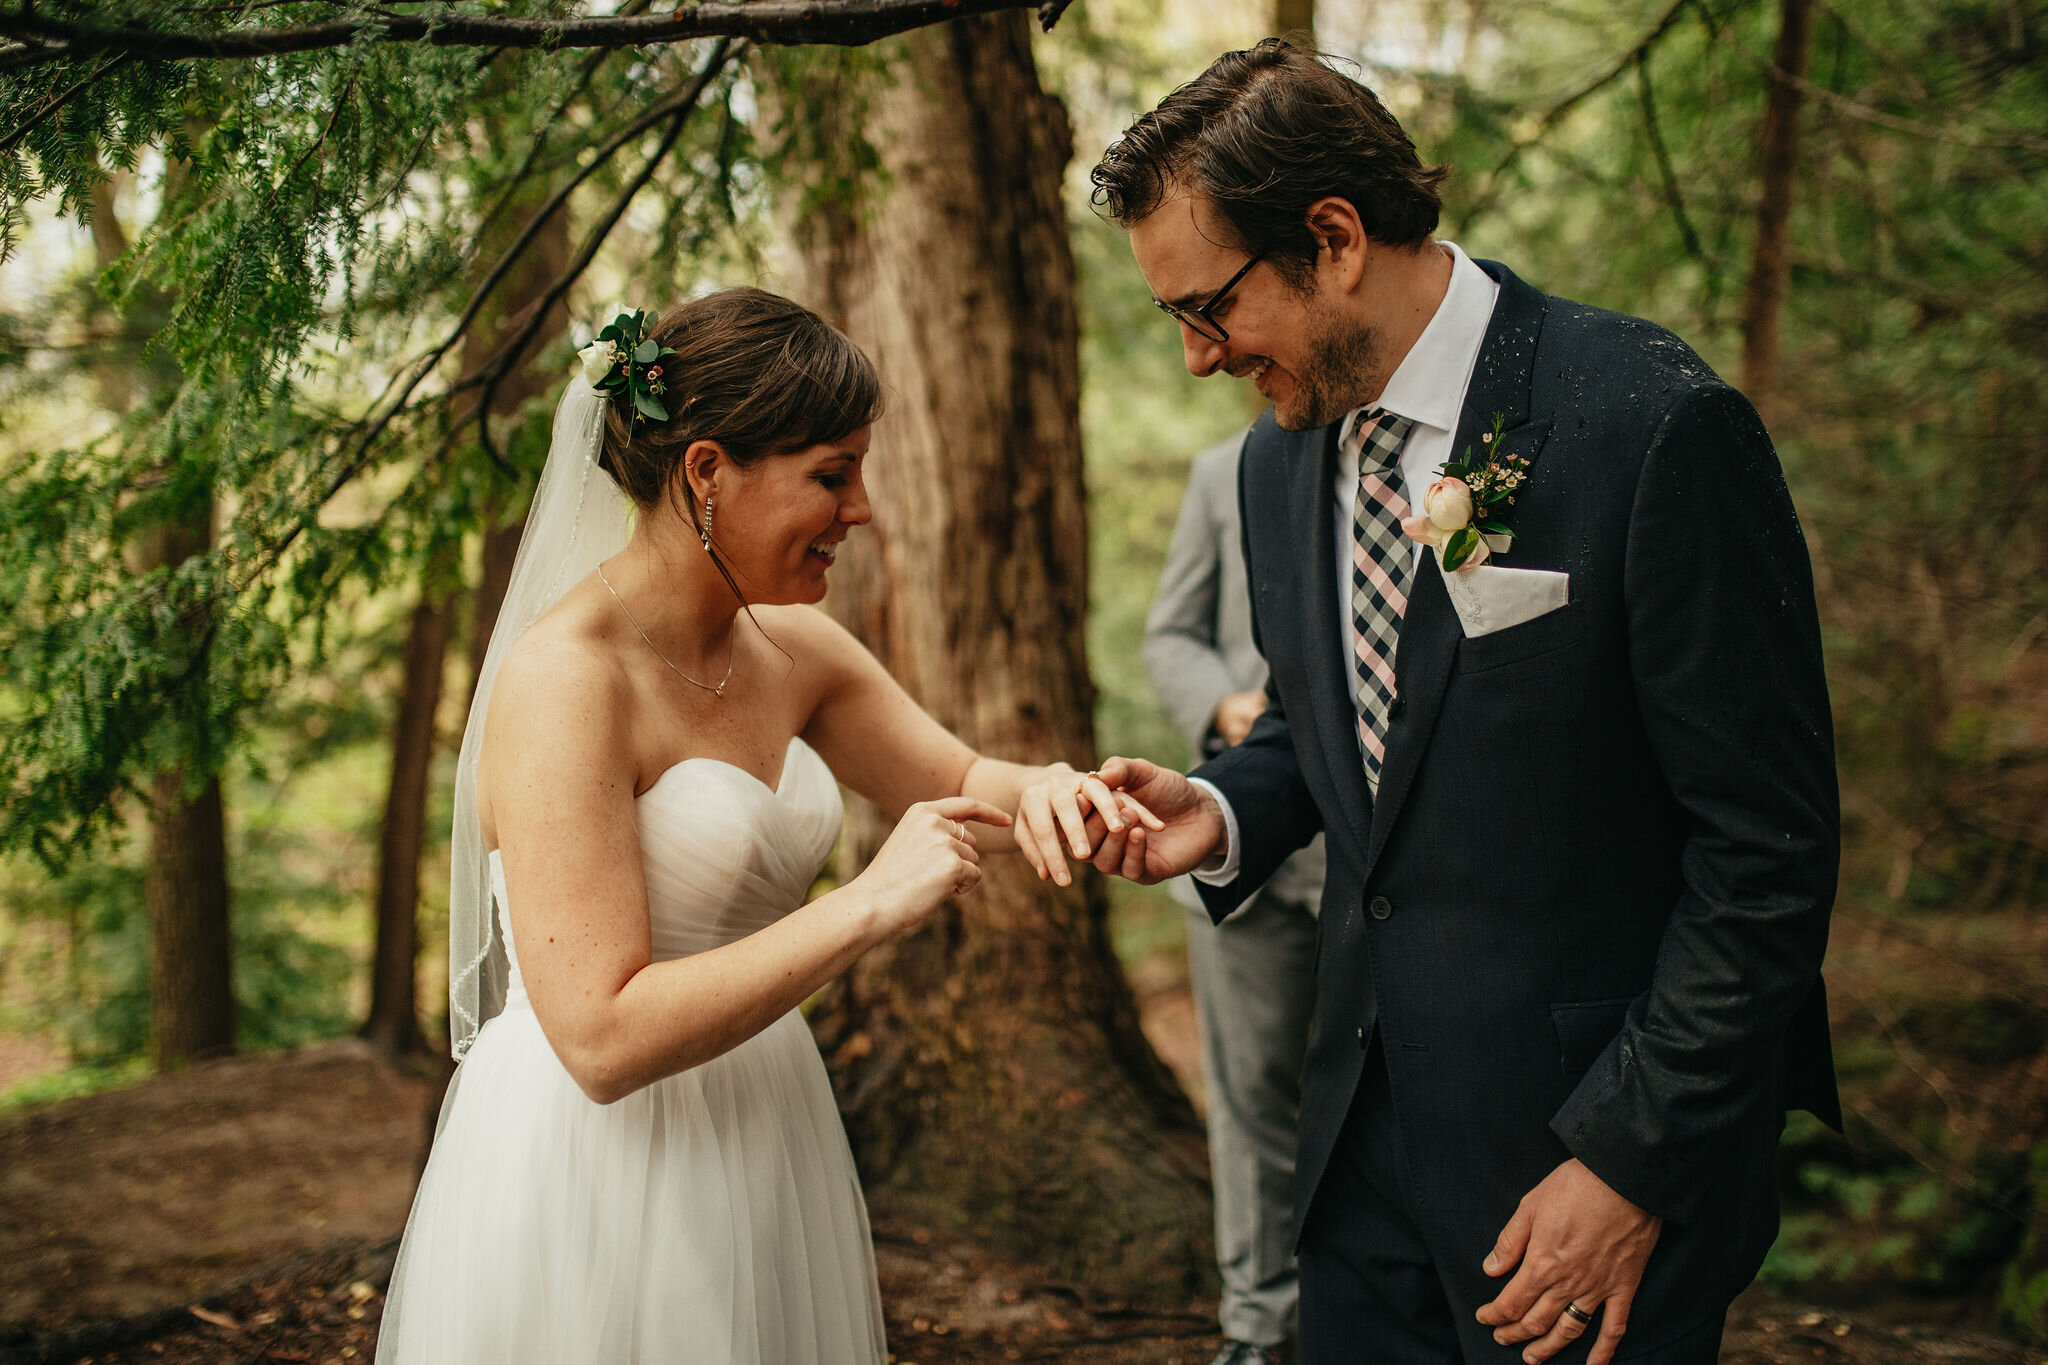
[1186,777,1241,885]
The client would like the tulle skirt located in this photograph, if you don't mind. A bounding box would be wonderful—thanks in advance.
[375,1006,887,1364]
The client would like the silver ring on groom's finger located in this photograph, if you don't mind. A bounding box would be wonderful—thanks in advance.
[1562,1303,1594,1327]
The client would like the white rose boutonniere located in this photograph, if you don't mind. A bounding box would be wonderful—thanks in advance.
[1400,411,1531,573]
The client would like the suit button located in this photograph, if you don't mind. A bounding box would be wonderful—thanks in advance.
[1369,895,1393,920]
[1356,1025,1368,1048]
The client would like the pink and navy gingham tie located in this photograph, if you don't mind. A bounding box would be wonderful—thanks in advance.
[1347,409,1417,795]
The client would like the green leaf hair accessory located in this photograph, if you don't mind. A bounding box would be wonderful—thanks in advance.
[576,305,677,423]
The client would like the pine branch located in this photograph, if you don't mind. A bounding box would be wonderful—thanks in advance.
[0,0,1075,70]
[1456,0,1692,230]
[0,53,129,155]
[232,38,735,589]
[343,40,732,487]
[1633,49,1720,305]
[468,48,716,470]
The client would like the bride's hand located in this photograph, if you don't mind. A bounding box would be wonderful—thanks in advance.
[855,797,1014,935]
[1015,762,1167,888]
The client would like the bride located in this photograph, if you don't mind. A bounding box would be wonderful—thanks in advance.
[375,288,1138,1362]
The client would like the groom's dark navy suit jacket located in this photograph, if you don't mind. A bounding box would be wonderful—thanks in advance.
[1191,260,1841,1346]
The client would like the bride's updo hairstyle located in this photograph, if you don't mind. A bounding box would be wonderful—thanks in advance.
[596,288,881,611]
[597,287,882,516]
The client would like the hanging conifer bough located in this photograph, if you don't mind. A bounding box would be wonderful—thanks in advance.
[0,0,1071,864]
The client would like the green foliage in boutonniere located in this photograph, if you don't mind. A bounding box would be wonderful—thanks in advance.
[577,306,677,423]
[1401,411,1534,573]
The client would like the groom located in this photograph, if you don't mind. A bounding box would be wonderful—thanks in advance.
[1072,40,1841,1365]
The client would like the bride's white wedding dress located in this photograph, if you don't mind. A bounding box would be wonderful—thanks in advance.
[376,738,887,1363]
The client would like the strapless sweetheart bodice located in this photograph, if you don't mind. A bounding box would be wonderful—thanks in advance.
[488,738,842,1008]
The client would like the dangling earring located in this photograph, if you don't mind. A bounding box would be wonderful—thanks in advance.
[700,496,715,550]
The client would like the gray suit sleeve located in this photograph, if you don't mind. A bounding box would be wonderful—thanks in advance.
[1142,444,1243,753]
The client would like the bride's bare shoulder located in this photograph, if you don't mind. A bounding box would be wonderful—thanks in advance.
[485,583,631,738]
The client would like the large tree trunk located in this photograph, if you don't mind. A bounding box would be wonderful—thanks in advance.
[92,177,237,1069]
[1738,0,1814,423]
[469,519,525,704]
[785,16,1212,1303]
[1274,0,1316,41]
[361,588,452,1056]
[140,499,235,1069]
[144,720,235,1068]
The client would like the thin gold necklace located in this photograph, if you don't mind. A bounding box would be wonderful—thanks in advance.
[597,562,735,699]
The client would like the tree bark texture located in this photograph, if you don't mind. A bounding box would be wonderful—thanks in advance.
[361,588,452,1056]
[137,496,235,1071]
[468,519,525,706]
[1738,0,1813,423]
[144,747,235,1068]
[784,15,1212,1303]
[1273,0,1316,43]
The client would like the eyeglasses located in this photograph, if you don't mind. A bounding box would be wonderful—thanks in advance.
[1154,251,1266,343]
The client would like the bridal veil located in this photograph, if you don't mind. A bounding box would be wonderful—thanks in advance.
[447,379,634,1059]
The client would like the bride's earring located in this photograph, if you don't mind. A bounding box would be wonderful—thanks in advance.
[700,496,715,550]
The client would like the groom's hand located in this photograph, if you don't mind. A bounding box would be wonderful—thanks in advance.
[1476,1158,1662,1365]
[1076,757,1227,886]
[1015,757,1224,887]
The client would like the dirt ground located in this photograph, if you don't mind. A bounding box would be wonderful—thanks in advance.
[0,1012,2039,1365]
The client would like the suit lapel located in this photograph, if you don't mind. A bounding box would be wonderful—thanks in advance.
[1362,262,1551,880]
[1292,422,1377,859]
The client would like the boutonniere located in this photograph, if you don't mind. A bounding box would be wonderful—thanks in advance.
[1401,412,1531,573]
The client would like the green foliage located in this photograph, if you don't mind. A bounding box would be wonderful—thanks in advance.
[2003,1142,2048,1344]
[1447,0,2048,912]
[0,1057,150,1115]
[0,772,365,1062]
[2,13,759,867]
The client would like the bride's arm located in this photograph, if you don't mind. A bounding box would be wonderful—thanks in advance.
[794,608,1100,855]
[483,639,995,1105]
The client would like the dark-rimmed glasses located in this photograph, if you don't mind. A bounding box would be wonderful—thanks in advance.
[1154,251,1267,343]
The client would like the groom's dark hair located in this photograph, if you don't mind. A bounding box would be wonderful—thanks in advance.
[1090,39,1450,288]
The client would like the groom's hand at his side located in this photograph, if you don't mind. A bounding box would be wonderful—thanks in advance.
[1477,1158,1663,1365]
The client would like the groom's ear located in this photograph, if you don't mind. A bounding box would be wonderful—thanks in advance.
[1304,195,1369,294]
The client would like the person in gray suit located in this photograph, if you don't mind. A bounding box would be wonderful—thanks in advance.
[1144,430,1324,1365]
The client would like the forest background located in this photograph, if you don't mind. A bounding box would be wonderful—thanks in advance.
[1,0,2045,1346]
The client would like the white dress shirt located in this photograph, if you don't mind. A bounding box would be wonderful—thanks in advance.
[1190,242,1500,884]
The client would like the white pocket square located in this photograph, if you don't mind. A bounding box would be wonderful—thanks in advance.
[1439,562,1570,638]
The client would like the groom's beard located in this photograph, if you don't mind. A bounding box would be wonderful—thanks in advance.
[1274,302,1383,432]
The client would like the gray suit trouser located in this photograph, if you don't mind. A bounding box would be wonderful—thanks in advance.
[1187,888,1319,1347]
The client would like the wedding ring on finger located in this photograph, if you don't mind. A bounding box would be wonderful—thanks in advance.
[1561,1303,1595,1327]
[951,821,966,840]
